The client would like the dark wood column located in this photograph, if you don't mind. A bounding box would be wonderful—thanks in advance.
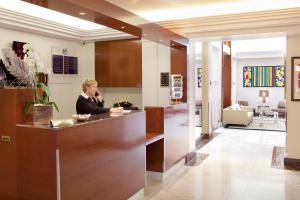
[222,41,232,109]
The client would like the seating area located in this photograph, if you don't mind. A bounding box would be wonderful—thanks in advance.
[223,100,286,131]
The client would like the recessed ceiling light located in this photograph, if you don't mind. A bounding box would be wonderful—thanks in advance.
[78,12,86,16]
[0,0,106,30]
[121,26,125,29]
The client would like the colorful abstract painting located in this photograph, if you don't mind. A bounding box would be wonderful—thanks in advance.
[252,66,273,87]
[275,66,284,87]
[243,66,284,87]
[243,67,252,87]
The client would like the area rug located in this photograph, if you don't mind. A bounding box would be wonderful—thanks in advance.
[226,117,286,132]
[271,146,285,169]
[185,153,209,167]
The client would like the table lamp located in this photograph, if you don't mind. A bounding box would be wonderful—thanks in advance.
[259,90,269,104]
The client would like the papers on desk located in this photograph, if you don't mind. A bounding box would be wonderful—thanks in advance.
[50,119,74,128]
[122,110,132,114]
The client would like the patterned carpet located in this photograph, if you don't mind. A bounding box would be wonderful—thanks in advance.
[226,117,286,132]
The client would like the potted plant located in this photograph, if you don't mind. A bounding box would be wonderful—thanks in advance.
[24,82,59,125]
[113,99,133,109]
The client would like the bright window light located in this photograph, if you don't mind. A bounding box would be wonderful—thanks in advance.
[0,0,106,30]
[138,0,300,22]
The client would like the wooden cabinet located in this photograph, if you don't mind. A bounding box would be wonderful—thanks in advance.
[95,39,142,87]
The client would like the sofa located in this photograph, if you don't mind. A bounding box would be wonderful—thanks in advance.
[223,105,254,126]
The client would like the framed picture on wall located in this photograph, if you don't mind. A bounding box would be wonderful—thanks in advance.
[292,57,300,101]
[197,67,202,87]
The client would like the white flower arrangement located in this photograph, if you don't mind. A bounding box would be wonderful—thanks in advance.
[23,44,44,74]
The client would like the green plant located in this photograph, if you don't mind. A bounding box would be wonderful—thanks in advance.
[24,82,59,114]
[113,99,132,108]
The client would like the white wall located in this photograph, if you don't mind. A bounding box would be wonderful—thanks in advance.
[142,39,171,107]
[286,35,300,159]
[235,56,285,109]
[0,27,95,119]
[208,41,222,130]
[101,87,142,108]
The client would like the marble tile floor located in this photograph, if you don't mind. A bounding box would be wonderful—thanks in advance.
[143,128,300,200]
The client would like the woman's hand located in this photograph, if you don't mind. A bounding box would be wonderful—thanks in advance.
[95,91,103,102]
[110,107,123,113]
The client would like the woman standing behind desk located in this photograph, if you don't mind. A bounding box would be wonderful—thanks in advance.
[76,79,123,115]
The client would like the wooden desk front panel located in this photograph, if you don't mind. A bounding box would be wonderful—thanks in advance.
[0,89,33,200]
[58,112,146,200]
[164,104,189,171]
[16,127,57,200]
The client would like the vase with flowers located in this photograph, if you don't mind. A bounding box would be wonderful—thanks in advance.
[22,44,59,125]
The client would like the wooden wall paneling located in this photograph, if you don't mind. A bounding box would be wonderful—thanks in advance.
[164,104,189,171]
[95,41,111,87]
[171,44,188,102]
[0,89,33,200]
[222,41,232,109]
[111,39,142,87]
[95,39,142,87]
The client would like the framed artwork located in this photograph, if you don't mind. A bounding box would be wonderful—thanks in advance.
[243,66,284,87]
[197,67,202,87]
[291,57,300,101]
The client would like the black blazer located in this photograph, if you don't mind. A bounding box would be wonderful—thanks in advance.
[76,95,110,115]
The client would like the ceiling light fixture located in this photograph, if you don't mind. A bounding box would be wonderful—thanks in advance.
[78,12,87,16]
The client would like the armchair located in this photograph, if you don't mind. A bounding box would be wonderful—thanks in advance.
[272,101,286,118]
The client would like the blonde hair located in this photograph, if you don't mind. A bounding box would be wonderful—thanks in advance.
[82,79,97,92]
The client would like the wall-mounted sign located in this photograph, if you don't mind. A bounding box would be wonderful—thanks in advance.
[52,47,78,75]
[160,72,169,87]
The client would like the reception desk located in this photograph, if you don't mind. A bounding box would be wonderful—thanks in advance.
[16,111,145,200]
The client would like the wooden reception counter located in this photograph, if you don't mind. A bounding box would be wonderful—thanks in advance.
[145,103,189,172]
[16,111,145,200]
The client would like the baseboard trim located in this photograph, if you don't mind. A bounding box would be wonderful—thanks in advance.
[284,157,300,170]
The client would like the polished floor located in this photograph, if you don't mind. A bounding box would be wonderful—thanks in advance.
[144,128,300,200]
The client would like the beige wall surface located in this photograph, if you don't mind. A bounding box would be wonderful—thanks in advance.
[142,39,171,107]
[0,27,95,119]
[286,35,300,159]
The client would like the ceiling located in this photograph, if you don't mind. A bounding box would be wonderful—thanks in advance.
[107,0,300,39]
[106,0,300,22]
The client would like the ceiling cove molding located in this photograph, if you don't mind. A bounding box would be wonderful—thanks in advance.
[0,8,134,42]
[159,7,300,38]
